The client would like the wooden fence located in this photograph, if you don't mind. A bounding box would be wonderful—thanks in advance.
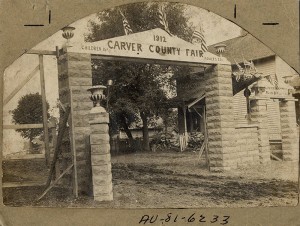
[3,122,57,163]
[110,137,143,155]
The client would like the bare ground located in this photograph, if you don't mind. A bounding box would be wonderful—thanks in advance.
[2,150,299,208]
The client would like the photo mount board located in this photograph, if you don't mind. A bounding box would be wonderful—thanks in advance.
[0,1,299,226]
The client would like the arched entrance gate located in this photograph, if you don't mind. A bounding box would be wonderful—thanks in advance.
[54,28,236,201]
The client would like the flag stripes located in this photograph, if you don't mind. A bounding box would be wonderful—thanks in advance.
[274,74,279,89]
[158,4,170,34]
[119,9,133,35]
[191,26,208,52]
[266,74,279,89]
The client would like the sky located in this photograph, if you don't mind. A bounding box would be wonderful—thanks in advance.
[2,3,241,155]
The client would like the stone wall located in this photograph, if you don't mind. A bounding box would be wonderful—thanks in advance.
[177,65,238,171]
[280,100,299,162]
[89,110,113,201]
[235,126,259,166]
[250,98,270,163]
[57,49,93,194]
[205,65,238,171]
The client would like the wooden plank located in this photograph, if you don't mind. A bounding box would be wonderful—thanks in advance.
[197,141,206,161]
[4,153,44,160]
[182,106,187,152]
[4,124,43,129]
[45,106,70,188]
[203,107,210,169]
[3,181,46,188]
[37,164,73,201]
[271,154,283,161]
[4,123,56,129]
[69,89,78,198]
[3,66,39,106]
[25,50,57,55]
[39,55,50,166]
[187,93,205,109]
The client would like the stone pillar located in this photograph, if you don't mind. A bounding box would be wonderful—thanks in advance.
[250,98,270,163]
[205,64,238,171]
[89,107,113,201]
[279,99,299,161]
[57,48,93,194]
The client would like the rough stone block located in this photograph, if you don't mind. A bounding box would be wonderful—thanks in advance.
[73,101,92,111]
[91,144,110,155]
[208,147,223,155]
[210,166,225,172]
[71,85,92,94]
[92,173,112,185]
[73,115,90,127]
[93,182,112,195]
[93,182,112,193]
[209,153,223,161]
[94,192,113,202]
[89,112,109,124]
[208,134,222,142]
[69,77,92,86]
[90,124,109,134]
[218,89,233,97]
[222,140,236,147]
[90,134,110,144]
[209,160,224,167]
[68,53,91,62]
[72,93,91,102]
[205,84,220,92]
[68,60,92,70]
[92,164,112,175]
[91,154,111,165]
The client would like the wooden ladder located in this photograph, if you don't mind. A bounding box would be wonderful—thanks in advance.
[37,106,73,201]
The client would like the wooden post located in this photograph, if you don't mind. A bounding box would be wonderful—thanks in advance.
[50,122,58,179]
[69,89,78,198]
[45,106,70,188]
[182,105,188,151]
[3,66,39,106]
[39,55,50,166]
[203,107,210,170]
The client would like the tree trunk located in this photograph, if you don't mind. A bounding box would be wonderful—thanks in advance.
[120,114,134,147]
[141,112,150,151]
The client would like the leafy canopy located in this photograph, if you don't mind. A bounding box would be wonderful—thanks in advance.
[11,93,50,141]
[86,2,194,141]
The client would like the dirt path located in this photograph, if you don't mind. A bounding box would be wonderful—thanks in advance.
[111,162,298,208]
[2,151,299,208]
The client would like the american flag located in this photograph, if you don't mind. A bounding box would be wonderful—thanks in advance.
[274,74,279,89]
[119,10,133,35]
[266,74,279,89]
[158,4,171,35]
[191,26,208,52]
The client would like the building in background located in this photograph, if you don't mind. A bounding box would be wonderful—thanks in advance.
[171,31,299,166]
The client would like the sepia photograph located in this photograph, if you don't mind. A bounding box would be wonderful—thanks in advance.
[2,2,299,209]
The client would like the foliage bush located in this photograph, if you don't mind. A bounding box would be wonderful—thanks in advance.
[11,93,50,150]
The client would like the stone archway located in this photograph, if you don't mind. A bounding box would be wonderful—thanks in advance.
[55,27,239,200]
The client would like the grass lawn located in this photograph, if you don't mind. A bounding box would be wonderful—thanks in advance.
[2,150,299,208]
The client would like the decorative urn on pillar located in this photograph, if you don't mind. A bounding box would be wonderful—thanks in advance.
[88,85,113,202]
[61,26,75,47]
[87,85,107,113]
[214,44,227,57]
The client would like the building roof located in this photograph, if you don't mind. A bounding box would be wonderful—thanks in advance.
[290,76,300,88]
[208,33,275,64]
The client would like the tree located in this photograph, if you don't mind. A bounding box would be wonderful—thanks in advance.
[86,2,194,151]
[11,93,50,149]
